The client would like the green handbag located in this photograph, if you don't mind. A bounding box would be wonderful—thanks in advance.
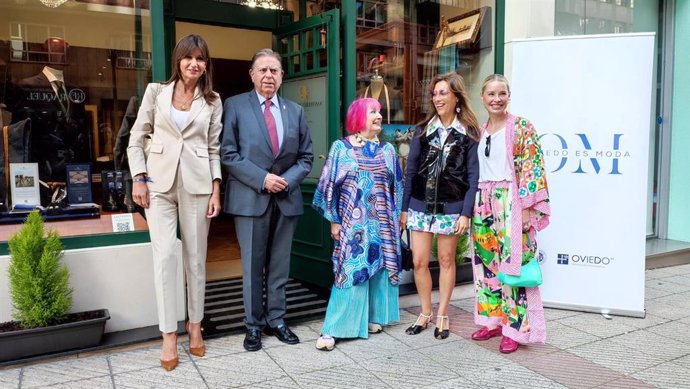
[497,259,543,287]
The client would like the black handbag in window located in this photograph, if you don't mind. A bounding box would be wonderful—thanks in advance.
[401,229,413,271]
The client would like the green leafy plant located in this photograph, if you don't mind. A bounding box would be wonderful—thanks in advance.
[431,233,470,265]
[8,211,72,329]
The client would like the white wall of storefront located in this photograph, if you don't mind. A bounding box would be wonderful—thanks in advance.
[0,242,185,333]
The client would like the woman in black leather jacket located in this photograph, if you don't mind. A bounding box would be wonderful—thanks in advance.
[401,72,480,339]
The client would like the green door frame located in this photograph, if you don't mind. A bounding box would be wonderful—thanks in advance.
[274,9,341,288]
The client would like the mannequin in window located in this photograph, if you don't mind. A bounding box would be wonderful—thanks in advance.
[11,65,90,183]
[364,58,391,124]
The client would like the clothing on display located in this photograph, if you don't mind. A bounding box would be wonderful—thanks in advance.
[9,66,91,182]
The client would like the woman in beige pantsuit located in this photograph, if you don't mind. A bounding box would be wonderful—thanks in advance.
[127,34,222,371]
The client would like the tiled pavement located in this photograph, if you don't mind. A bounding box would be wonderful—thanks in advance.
[2,264,690,388]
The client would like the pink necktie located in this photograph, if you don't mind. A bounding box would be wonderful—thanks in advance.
[264,100,279,156]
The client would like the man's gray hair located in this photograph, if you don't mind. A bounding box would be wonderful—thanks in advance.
[251,48,282,69]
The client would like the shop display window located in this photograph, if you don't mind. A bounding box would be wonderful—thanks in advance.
[0,0,152,238]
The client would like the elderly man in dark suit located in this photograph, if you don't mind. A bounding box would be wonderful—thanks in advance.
[221,48,313,352]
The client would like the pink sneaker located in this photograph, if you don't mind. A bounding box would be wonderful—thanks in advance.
[499,336,519,353]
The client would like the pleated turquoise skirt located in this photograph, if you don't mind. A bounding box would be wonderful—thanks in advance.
[321,269,399,339]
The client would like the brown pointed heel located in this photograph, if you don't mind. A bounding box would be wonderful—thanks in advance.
[160,332,178,371]
[186,322,206,357]
[189,345,205,357]
[160,357,179,371]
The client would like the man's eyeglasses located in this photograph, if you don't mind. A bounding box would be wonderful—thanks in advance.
[253,67,282,76]
[484,135,491,157]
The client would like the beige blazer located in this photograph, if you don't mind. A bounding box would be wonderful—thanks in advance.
[127,82,222,194]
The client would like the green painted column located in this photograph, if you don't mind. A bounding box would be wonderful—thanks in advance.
[341,0,356,127]
[150,0,167,82]
[668,0,690,242]
[495,0,505,74]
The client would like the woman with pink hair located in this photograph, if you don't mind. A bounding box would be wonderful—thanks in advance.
[312,97,403,351]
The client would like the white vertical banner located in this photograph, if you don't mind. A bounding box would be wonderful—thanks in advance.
[510,33,655,317]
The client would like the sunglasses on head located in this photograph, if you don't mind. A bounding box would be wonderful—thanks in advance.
[484,135,491,157]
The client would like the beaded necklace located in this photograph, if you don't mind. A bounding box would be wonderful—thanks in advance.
[354,132,380,158]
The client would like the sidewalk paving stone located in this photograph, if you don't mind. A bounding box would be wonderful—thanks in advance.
[646,277,690,295]
[594,376,655,388]
[608,329,690,360]
[292,361,389,389]
[461,361,569,389]
[644,300,690,321]
[654,291,690,311]
[421,376,479,389]
[332,330,412,361]
[603,312,670,330]
[556,312,641,339]
[34,375,114,389]
[544,320,601,350]
[631,361,690,389]
[355,348,460,388]
[544,307,584,321]
[644,285,676,299]
[236,376,300,389]
[568,338,666,375]
[673,354,690,370]
[645,266,688,280]
[415,337,507,373]
[108,344,190,374]
[193,350,287,388]
[516,350,649,389]
[263,341,356,376]
[0,369,20,388]
[112,362,205,389]
[19,356,110,388]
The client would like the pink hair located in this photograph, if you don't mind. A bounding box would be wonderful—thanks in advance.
[345,98,381,134]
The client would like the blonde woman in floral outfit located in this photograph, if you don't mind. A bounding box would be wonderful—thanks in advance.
[470,74,551,353]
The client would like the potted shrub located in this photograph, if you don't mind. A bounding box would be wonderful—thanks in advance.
[0,211,110,363]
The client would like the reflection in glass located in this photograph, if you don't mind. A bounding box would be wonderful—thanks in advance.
[0,0,151,216]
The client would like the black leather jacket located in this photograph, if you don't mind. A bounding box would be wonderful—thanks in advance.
[402,124,479,217]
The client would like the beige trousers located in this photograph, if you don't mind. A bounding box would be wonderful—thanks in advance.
[145,164,211,333]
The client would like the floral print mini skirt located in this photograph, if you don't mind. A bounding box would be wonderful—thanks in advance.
[406,209,460,235]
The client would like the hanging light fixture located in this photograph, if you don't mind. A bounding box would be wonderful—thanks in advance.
[40,0,69,8]
[241,0,283,10]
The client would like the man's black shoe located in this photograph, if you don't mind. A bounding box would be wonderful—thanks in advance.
[266,324,300,344]
[243,329,262,351]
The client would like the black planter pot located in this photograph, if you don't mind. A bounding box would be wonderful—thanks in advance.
[0,309,110,363]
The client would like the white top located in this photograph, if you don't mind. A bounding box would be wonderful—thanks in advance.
[170,106,189,131]
[478,127,513,182]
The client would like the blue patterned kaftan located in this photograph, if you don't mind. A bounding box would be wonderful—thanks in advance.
[313,138,403,289]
